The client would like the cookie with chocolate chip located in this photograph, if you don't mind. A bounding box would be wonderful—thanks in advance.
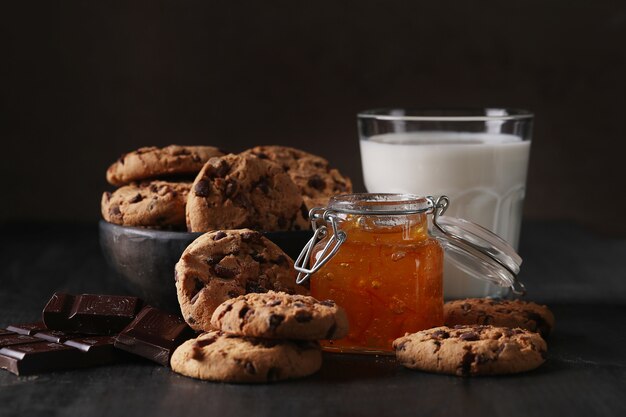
[444,298,555,337]
[186,153,304,232]
[170,330,322,383]
[241,145,352,203]
[393,325,547,376]
[211,291,348,340]
[106,145,224,186]
[175,229,308,332]
[101,181,190,228]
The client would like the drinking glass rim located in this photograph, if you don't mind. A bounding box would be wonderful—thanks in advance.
[358,108,533,122]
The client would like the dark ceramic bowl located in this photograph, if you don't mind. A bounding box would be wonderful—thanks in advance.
[99,220,313,312]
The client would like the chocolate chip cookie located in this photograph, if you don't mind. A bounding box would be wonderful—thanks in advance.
[101,181,190,228]
[242,146,352,201]
[170,330,322,383]
[186,153,304,232]
[444,298,555,337]
[175,229,308,332]
[211,291,349,340]
[393,325,547,376]
[106,145,224,186]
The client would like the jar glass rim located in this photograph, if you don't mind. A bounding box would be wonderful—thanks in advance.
[357,108,533,122]
[327,193,433,215]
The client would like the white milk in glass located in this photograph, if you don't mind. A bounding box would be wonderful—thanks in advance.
[360,132,530,298]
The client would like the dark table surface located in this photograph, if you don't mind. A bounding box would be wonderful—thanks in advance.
[1,221,625,417]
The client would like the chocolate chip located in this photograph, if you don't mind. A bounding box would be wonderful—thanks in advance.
[109,205,121,216]
[214,264,237,278]
[307,175,326,191]
[213,231,227,240]
[224,179,238,198]
[460,349,475,376]
[213,160,230,177]
[293,302,306,308]
[194,180,211,197]
[244,361,256,374]
[325,322,337,339]
[239,306,250,319]
[433,340,441,353]
[253,177,270,194]
[241,231,261,242]
[459,332,480,341]
[268,314,285,331]
[266,367,280,381]
[251,251,266,263]
[527,312,551,336]
[206,255,224,265]
[295,311,313,323]
[187,316,196,324]
[190,291,202,304]
[191,343,204,360]
[196,335,218,347]
[320,300,335,307]
[189,277,204,300]
[267,300,281,307]
[255,152,269,160]
[246,281,267,293]
[432,330,450,339]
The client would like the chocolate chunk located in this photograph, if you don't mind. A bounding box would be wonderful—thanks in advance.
[307,175,326,191]
[114,306,195,366]
[459,332,480,341]
[250,251,265,263]
[213,231,227,240]
[189,277,204,300]
[267,300,281,307]
[224,179,238,198]
[109,205,121,217]
[194,180,211,197]
[245,281,268,293]
[244,361,256,374]
[268,314,285,331]
[295,311,313,323]
[214,161,230,177]
[320,300,335,307]
[431,330,450,339]
[253,177,270,194]
[0,333,40,347]
[274,255,289,266]
[239,306,250,319]
[526,312,551,336]
[129,193,143,204]
[460,349,475,376]
[254,152,269,159]
[43,293,144,335]
[214,264,237,278]
[206,255,223,265]
[241,231,261,242]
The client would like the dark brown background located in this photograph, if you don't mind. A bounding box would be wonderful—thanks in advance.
[2,1,625,233]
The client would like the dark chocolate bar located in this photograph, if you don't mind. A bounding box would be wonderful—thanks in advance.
[0,333,40,347]
[0,333,123,376]
[114,306,195,366]
[43,292,144,334]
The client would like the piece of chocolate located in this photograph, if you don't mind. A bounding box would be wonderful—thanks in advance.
[114,306,195,366]
[43,293,144,334]
[34,330,82,343]
[6,322,47,336]
[0,333,41,347]
[0,334,123,376]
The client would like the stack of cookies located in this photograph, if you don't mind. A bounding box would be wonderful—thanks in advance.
[102,145,225,229]
[171,291,348,383]
[102,144,352,232]
[393,298,555,377]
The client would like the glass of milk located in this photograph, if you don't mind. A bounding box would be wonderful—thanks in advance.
[358,108,533,299]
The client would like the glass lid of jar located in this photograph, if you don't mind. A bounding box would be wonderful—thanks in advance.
[294,194,525,295]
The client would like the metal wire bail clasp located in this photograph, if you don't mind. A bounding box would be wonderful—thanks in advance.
[294,208,346,284]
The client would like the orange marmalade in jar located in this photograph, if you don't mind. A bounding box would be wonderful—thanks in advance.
[298,194,443,354]
[295,193,525,355]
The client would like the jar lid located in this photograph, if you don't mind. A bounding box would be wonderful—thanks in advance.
[431,215,524,294]
[294,194,525,294]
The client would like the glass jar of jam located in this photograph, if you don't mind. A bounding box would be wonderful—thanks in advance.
[295,193,524,355]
